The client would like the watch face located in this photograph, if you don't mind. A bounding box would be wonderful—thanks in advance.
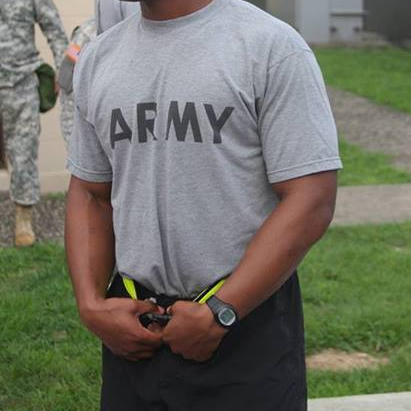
[218,307,237,327]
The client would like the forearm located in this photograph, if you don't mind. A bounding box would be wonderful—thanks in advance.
[65,178,115,320]
[217,174,337,319]
[36,0,68,68]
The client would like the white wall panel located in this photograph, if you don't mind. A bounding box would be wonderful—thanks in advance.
[296,0,330,43]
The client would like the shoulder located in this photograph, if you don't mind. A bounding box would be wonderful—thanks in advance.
[71,18,96,44]
[224,0,312,62]
[73,15,136,100]
[79,18,96,38]
[75,13,134,73]
[91,12,138,52]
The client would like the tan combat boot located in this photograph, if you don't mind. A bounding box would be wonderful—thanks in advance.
[15,204,36,247]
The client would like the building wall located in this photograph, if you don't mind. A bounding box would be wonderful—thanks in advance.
[329,0,364,43]
[266,0,295,26]
[247,0,267,10]
[364,0,411,41]
[296,0,331,44]
[267,0,364,44]
[0,0,94,194]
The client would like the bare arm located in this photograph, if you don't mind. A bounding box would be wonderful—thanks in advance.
[65,176,163,360]
[216,170,338,318]
[65,176,115,315]
[164,171,338,361]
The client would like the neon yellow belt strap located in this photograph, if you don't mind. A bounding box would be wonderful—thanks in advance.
[122,277,225,304]
[193,280,225,304]
[123,278,138,300]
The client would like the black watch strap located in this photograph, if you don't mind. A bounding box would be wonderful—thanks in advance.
[206,295,224,313]
[206,295,239,329]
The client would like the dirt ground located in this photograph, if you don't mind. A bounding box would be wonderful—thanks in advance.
[0,192,65,247]
[307,349,389,372]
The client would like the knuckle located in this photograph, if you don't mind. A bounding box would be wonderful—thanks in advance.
[138,299,151,308]
[172,301,184,312]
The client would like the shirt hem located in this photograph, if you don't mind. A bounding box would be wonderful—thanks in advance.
[267,157,343,184]
[66,158,113,183]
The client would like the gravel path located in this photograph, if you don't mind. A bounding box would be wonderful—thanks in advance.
[2,182,410,248]
[0,192,65,247]
[333,184,411,226]
[328,87,411,172]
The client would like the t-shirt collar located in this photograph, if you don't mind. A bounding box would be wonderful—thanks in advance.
[139,0,228,32]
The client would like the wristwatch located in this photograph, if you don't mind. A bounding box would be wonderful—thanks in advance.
[206,296,239,329]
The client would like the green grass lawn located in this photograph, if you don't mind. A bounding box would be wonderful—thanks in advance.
[315,46,411,114]
[338,139,411,186]
[0,244,100,411]
[1,223,411,409]
[301,222,411,398]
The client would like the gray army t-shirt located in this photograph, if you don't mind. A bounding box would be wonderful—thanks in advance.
[68,0,342,298]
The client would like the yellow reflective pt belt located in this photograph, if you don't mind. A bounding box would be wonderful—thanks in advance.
[122,277,225,304]
[123,277,138,300]
[192,279,225,304]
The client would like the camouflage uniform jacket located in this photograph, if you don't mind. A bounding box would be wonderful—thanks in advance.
[0,0,68,88]
[70,18,96,53]
[59,18,96,143]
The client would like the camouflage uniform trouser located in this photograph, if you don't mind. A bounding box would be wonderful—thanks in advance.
[60,90,74,145]
[0,73,40,205]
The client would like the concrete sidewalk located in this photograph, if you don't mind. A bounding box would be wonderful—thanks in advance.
[333,184,411,226]
[309,392,411,411]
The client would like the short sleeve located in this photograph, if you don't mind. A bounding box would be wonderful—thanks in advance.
[66,42,113,183]
[259,49,342,184]
[66,107,113,182]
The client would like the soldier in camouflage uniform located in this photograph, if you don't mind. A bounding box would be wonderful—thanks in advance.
[0,0,68,247]
[59,18,96,144]
[58,3,138,140]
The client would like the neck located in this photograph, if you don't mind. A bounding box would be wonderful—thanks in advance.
[140,0,214,21]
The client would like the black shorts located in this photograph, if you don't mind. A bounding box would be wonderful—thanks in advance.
[101,274,307,411]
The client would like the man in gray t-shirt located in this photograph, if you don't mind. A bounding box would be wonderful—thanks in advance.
[66,0,342,409]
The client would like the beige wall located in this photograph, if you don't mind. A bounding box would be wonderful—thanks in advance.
[0,0,94,194]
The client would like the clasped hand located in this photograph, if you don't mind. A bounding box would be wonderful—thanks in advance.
[82,299,226,363]
[162,301,227,362]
